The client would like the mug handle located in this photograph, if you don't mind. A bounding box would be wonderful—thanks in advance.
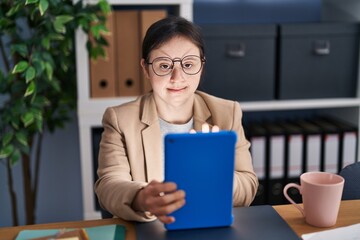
[283,183,305,217]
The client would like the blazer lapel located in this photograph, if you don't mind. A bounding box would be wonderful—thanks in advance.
[193,93,213,131]
[141,95,164,182]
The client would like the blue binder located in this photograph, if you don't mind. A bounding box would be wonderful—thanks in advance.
[164,131,237,230]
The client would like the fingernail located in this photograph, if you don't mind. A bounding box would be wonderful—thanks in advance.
[212,125,220,132]
[202,123,210,133]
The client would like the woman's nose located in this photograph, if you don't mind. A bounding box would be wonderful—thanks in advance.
[170,63,185,81]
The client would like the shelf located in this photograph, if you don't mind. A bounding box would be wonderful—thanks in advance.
[84,0,193,21]
[241,98,360,112]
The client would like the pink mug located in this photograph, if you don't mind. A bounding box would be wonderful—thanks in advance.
[283,171,344,227]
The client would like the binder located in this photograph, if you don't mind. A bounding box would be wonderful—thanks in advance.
[311,117,340,173]
[279,121,304,204]
[319,116,358,172]
[245,122,267,205]
[262,121,286,205]
[292,119,322,173]
[115,10,142,96]
[139,10,167,94]
[89,12,117,98]
[279,121,303,180]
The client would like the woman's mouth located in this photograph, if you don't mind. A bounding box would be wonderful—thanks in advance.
[168,86,187,92]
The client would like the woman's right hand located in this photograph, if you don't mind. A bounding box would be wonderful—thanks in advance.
[132,180,186,224]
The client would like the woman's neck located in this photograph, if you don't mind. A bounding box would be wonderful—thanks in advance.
[155,99,194,124]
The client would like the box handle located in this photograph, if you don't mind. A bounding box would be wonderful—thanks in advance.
[313,40,330,55]
[226,43,246,58]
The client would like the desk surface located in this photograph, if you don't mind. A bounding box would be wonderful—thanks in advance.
[0,200,359,240]
[273,199,360,236]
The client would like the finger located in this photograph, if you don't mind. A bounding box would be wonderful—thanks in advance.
[211,125,220,132]
[156,182,178,195]
[146,181,177,197]
[189,129,196,134]
[202,123,210,133]
[152,196,186,216]
[158,215,175,224]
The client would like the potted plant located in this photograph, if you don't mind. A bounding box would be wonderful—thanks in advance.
[0,0,110,226]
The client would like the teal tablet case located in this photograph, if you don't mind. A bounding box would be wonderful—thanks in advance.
[164,131,237,230]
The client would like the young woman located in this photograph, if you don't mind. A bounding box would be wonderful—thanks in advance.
[94,16,258,224]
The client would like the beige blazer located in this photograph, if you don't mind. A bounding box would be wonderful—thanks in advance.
[94,91,258,222]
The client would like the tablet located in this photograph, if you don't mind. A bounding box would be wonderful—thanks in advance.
[164,131,237,230]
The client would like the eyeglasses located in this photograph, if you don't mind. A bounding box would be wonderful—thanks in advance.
[146,55,206,76]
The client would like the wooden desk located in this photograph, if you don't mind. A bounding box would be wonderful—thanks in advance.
[274,199,360,237]
[0,218,136,240]
[1,200,359,240]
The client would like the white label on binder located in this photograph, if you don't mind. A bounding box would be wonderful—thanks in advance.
[270,136,285,178]
[324,134,339,173]
[251,136,266,179]
[342,132,357,168]
[289,134,303,177]
[307,135,321,172]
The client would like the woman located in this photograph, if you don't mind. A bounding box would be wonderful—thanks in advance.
[94,16,258,224]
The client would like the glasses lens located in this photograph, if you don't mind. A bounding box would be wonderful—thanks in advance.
[150,56,204,76]
[181,56,203,75]
[152,58,173,76]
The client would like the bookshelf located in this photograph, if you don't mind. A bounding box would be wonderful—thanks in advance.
[75,0,360,220]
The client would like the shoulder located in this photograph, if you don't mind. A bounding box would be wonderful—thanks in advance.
[104,94,150,115]
[195,91,240,112]
[102,94,153,125]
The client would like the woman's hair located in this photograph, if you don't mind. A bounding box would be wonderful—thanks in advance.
[142,16,205,61]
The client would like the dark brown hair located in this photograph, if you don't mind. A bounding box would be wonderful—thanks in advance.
[142,16,205,62]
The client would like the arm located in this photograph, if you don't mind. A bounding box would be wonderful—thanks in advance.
[94,107,153,222]
[232,102,259,206]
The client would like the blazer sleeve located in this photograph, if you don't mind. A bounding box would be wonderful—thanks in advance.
[232,102,259,206]
[94,107,156,222]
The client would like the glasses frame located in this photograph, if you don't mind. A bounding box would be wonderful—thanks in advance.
[146,55,206,76]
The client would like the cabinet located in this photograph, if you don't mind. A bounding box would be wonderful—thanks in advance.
[76,0,360,220]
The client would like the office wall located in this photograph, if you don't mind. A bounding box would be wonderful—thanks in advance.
[0,112,83,227]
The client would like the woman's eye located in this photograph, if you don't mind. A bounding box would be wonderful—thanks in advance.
[183,62,193,69]
[159,63,171,70]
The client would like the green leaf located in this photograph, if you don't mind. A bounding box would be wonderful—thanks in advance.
[11,44,28,58]
[45,62,53,80]
[26,0,39,4]
[25,66,36,83]
[12,61,29,74]
[6,5,21,17]
[56,15,74,24]
[15,132,28,147]
[0,145,14,159]
[49,33,65,41]
[41,37,50,50]
[35,117,43,133]
[2,132,14,147]
[39,0,49,15]
[53,21,65,33]
[24,81,35,97]
[90,24,108,39]
[11,119,19,130]
[21,112,35,127]
[33,95,50,107]
[10,149,21,166]
[99,0,112,14]
[53,15,74,33]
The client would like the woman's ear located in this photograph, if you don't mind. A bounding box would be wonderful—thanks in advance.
[140,59,150,79]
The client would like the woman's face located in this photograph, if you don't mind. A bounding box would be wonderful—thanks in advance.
[141,36,203,108]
